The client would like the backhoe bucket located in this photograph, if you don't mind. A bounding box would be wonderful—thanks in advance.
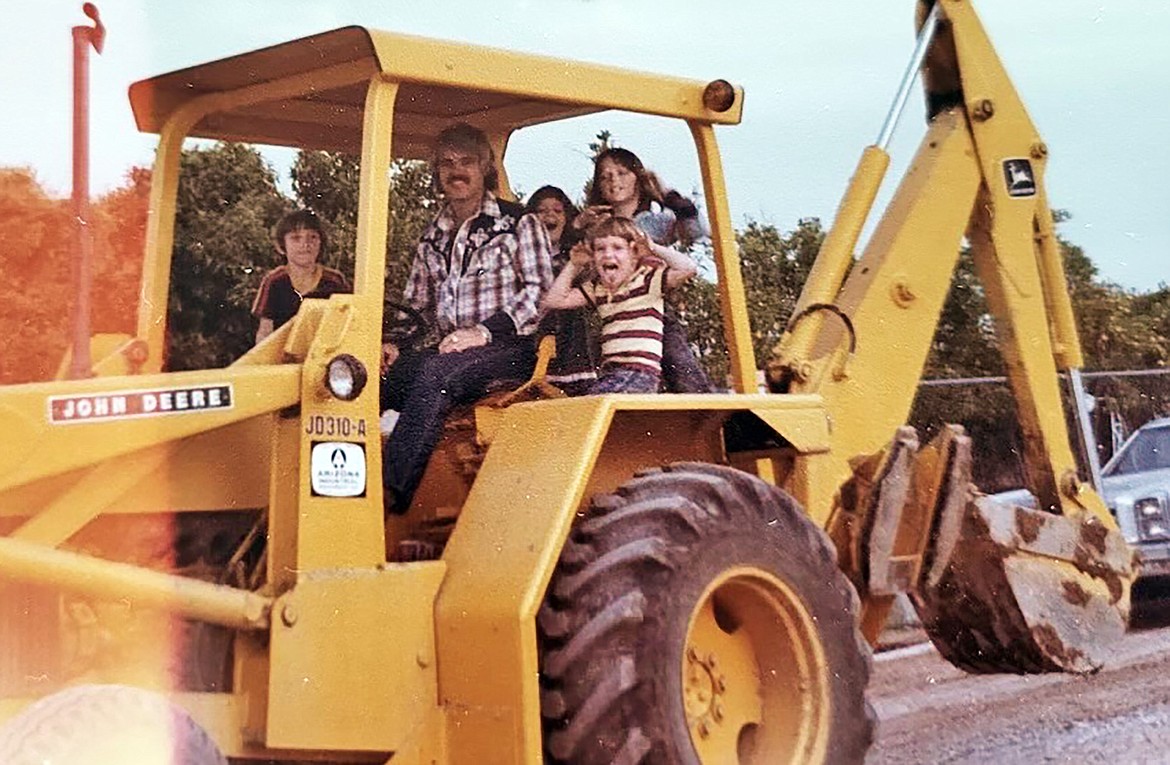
[914,496,1136,675]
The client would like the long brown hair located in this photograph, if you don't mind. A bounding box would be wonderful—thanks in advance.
[587,147,658,213]
[525,185,579,223]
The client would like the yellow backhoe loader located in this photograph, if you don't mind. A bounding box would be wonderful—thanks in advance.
[0,1,1136,762]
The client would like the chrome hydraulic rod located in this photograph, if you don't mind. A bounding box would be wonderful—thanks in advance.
[0,537,271,631]
[775,2,943,360]
[876,1,940,150]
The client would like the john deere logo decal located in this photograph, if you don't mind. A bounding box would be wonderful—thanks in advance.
[1003,158,1037,197]
[48,384,233,423]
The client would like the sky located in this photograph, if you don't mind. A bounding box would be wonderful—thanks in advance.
[3,0,1167,291]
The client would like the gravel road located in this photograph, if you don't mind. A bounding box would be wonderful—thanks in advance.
[868,593,1170,764]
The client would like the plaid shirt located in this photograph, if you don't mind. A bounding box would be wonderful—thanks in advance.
[399,194,553,343]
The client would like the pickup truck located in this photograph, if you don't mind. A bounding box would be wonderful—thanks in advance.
[994,416,1170,580]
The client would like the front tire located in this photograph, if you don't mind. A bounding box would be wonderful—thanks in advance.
[538,463,874,764]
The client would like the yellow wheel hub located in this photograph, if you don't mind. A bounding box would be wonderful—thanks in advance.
[683,567,830,764]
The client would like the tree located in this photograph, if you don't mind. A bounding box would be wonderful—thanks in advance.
[1062,235,1167,372]
[674,262,728,385]
[168,142,290,370]
[909,246,1014,486]
[908,210,1170,489]
[0,169,73,382]
[0,166,150,383]
[385,159,437,296]
[736,217,823,368]
[292,151,435,300]
[92,166,150,335]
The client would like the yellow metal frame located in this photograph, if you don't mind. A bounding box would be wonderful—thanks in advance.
[0,3,1119,762]
[0,24,758,761]
[773,0,1107,526]
[767,0,1120,639]
[436,393,828,762]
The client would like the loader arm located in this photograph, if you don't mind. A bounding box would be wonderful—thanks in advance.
[769,0,1133,671]
[773,0,1100,524]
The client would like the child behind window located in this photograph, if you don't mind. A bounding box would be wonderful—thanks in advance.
[252,209,349,345]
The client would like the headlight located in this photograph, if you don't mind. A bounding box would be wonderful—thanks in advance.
[324,354,368,401]
[1137,498,1162,518]
[1145,523,1170,540]
[1136,497,1170,541]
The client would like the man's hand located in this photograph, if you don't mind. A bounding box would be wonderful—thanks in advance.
[381,342,400,375]
[438,326,489,354]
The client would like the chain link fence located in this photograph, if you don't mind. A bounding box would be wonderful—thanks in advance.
[911,369,1170,493]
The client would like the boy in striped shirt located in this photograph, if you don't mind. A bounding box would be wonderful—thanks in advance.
[542,216,698,393]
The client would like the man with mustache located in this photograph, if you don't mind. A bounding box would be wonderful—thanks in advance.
[380,123,554,514]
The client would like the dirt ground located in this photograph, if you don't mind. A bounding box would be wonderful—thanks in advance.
[867,589,1170,764]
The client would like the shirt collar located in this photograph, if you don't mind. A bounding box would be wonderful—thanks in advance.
[436,192,500,233]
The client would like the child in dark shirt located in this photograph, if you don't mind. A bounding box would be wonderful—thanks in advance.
[527,185,598,395]
[252,209,349,344]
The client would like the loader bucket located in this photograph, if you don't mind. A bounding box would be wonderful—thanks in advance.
[914,496,1136,675]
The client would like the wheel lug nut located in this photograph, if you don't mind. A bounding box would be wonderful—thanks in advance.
[697,719,710,738]
[713,702,725,722]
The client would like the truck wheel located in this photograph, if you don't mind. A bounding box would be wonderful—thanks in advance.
[0,684,226,765]
[538,463,874,764]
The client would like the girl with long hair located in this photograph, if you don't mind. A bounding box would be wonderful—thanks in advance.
[574,148,714,392]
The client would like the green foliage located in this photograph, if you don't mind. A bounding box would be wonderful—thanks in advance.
[923,251,1001,378]
[587,130,614,158]
[386,159,438,296]
[737,217,823,366]
[1064,235,1168,371]
[669,217,824,390]
[168,142,289,370]
[906,211,1170,489]
[0,167,149,383]
[0,169,72,382]
[7,131,1168,496]
[674,250,729,386]
[291,151,436,298]
[92,166,151,334]
[0,144,434,379]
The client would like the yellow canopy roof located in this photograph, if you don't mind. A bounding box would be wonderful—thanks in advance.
[129,27,743,158]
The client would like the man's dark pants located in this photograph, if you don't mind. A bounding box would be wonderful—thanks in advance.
[381,336,535,511]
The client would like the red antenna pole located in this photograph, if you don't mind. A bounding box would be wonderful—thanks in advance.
[68,3,105,379]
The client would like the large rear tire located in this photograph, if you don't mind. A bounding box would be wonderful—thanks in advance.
[538,463,874,764]
[0,684,226,765]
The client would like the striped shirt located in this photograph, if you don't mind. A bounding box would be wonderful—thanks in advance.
[586,265,666,377]
[397,194,554,344]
